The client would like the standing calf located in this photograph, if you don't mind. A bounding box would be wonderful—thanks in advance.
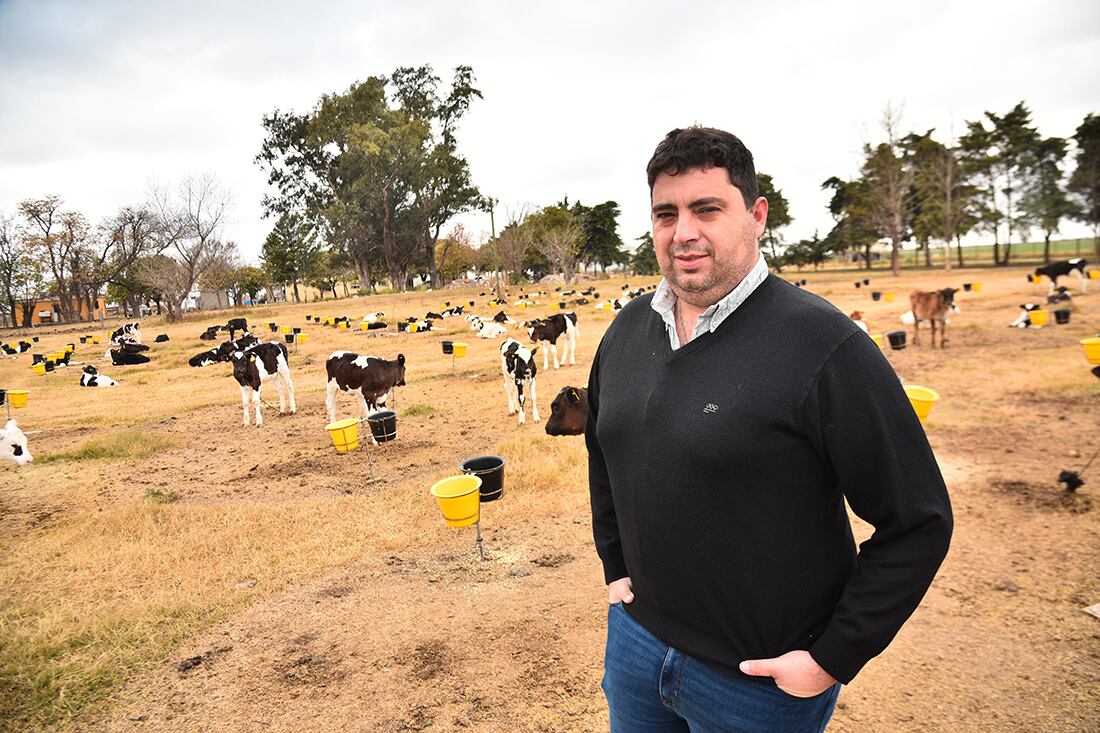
[325,352,406,424]
[527,312,578,369]
[909,288,959,348]
[230,343,297,427]
[1035,258,1087,293]
[501,338,539,425]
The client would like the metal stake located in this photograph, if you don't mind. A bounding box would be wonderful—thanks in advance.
[474,520,484,561]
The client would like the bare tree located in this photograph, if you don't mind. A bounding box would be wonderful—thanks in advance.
[18,196,96,320]
[534,213,583,284]
[198,241,241,309]
[100,205,176,317]
[862,105,916,277]
[149,175,233,321]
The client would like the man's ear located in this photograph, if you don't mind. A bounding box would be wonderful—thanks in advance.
[751,195,770,240]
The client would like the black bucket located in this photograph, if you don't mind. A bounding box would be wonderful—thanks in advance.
[32,354,43,364]
[800,279,807,286]
[461,455,506,502]
[559,302,566,309]
[268,323,277,332]
[284,333,294,343]
[863,279,870,285]
[44,360,55,372]
[469,300,475,307]
[367,410,397,443]
[0,389,6,406]
[293,327,301,334]
[79,336,87,343]
[854,282,861,288]
[963,283,973,292]
[305,315,312,321]
[442,340,454,355]
[886,330,907,350]
[1027,274,1036,283]
[1054,308,1071,325]
[32,337,39,342]
[871,291,882,301]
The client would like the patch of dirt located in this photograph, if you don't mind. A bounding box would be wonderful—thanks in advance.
[990,479,1093,513]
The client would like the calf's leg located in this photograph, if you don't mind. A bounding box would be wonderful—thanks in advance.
[240,385,251,426]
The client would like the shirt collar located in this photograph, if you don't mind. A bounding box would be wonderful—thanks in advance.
[651,252,769,336]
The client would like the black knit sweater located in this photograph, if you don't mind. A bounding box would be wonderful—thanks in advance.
[586,275,952,685]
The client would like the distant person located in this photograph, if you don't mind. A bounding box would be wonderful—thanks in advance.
[586,126,952,732]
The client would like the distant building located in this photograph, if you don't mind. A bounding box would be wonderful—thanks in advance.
[13,296,108,325]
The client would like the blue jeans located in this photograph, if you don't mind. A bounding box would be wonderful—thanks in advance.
[602,603,840,733]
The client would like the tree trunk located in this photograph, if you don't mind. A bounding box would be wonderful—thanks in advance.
[1043,233,1051,263]
[956,234,965,267]
[890,240,901,277]
[943,239,952,272]
[923,244,932,267]
[292,282,301,302]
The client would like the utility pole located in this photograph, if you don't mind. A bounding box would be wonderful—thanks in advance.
[485,196,502,298]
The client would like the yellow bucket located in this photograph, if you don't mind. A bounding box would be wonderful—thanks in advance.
[339,321,348,329]
[453,342,468,357]
[7,390,29,408]
[92,337,100,344]
[323,318,331,326]
[325,418,360,452]
[871,334,884,348]
[32,363,46,376]
[884,292,896,303]
[904,385,939,423]
[54,351,66,360]
[280,325,291,334]
[1082,338,1100,365]
[971,283,983,292]
[65,345,75,353]
[1086,270,1098,280]
[409,323,419,333]
[430,475,482,528]
[361,322,370,331]
[1029,309,1049,327]
[297,333,309,344]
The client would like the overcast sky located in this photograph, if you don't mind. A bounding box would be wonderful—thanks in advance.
[2,0,1098,264]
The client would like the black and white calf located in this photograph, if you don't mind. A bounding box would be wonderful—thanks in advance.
[500,338,539,425]
[1010,303,1044,328]
[325,352,406,425]
[188,333,258,367]
[224,317,248,339]
[80,365,118,387]
[0,419,32,465]
[107,340,150,365]
[1035,258,1088,293]
[230,343,296,427]
[110,322,142,344]
[526,312,578,369]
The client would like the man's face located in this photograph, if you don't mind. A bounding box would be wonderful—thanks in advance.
[651,166,768,307]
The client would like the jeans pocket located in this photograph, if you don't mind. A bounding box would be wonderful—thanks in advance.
[774,681,837,701]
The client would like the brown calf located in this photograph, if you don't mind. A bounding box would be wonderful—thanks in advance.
[909,287,959,348]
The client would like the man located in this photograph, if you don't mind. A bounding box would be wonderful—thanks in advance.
[586,127,952,732]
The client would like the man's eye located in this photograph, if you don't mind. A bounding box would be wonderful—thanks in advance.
[697,207,719,215]
[654,212,674,220]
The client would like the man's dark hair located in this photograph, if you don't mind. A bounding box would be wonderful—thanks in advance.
[646,127,758,208]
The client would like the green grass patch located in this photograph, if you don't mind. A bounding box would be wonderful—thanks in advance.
[41,430,174,463]
[402,404,437,417]
[143,488,180,503]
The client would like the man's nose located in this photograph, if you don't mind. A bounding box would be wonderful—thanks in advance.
[673,213,700,243]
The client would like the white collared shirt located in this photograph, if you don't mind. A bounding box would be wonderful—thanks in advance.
[650,253,770,349]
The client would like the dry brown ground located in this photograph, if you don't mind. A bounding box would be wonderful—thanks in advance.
[1,267,1097,732]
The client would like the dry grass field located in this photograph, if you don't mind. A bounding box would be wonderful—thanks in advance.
[0,266,1097,732]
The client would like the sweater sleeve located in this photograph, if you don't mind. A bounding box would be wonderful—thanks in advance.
[802,332,953,684]
[586,341,629,584]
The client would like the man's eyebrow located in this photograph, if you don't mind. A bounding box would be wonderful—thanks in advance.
[650,196,728,215]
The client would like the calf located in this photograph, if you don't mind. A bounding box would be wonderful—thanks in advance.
[200,325,222,340]
[1035,258,1087,293]
[188,333,260,367]
[1010,303,1043,328]
[325,352,406,425]
[500,338,539,425]
[230,343,296,427]
[107,340,151,365]
[225,317,248,340]
[527,312,578,369]
[493,310,514,324]
[475,321,507,339]
[80,364,118,387]
[545,386,588,436]
[0,419,32,465]
[110,322,142,344]
[363,311,385,324]
[1046,287,1072,305]
[909,287,959,348]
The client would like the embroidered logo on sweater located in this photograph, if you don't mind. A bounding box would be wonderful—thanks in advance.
[702,402,719,414]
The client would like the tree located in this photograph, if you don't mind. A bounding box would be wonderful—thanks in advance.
[1068,113,1100,255]
[757,173,792,271]
[148,174,232,321]
[18,196,93,321]
[1020,136,1075,263]
[784,234,832,271]
[0,214,48,327]
[256,66,483,292]
[861,106,915,276]
[197,241,241,309]
[99,205,175,317]
[960,102,1041,265]
[910,131,978,270]
[262,212,319,302]
[630,232,659,275]
[435,224,477,283]
[230,266,267,304]
[574,200,627,271]
[822,176,878,270]
[529,202,583,283]
[495,207,534,284]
